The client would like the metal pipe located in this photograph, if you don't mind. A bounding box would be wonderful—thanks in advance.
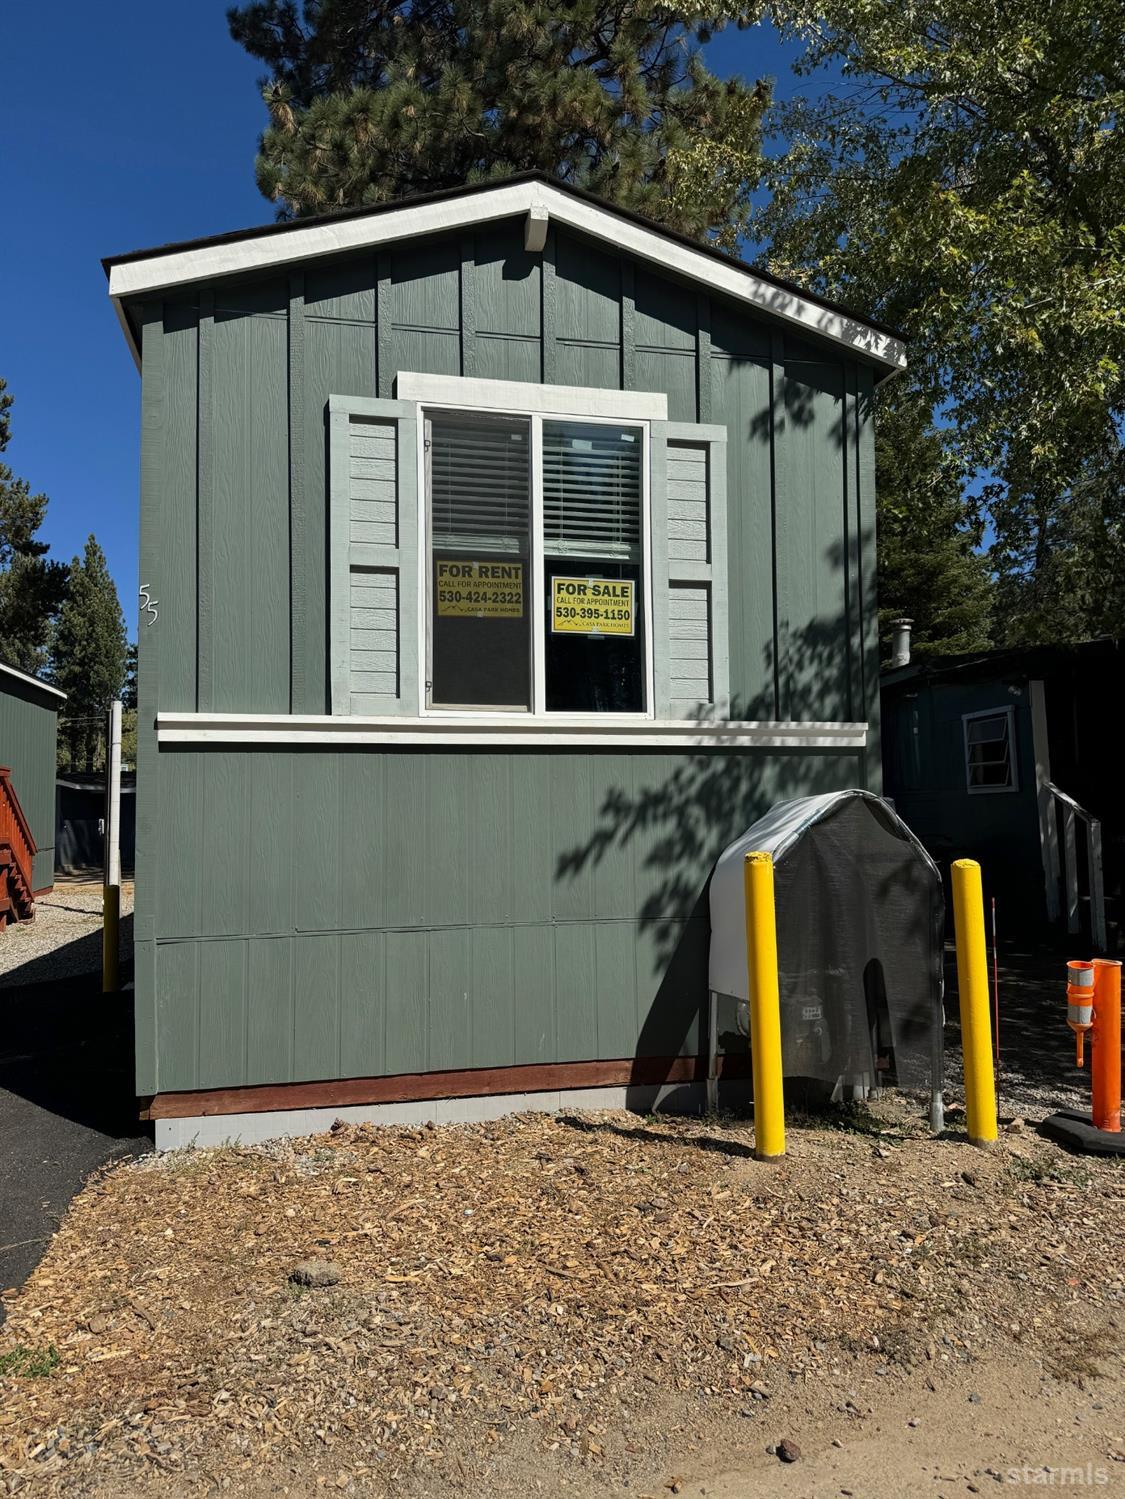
[951,859,998,1147]
[889,618,913,668]
[102,699,122,994]
[743,851,785,1161]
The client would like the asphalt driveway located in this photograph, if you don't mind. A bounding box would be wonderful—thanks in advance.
[0,915,151,1315]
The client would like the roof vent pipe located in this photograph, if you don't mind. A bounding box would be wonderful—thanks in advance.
[890,618,913,668]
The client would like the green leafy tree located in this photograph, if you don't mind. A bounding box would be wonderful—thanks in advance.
[51,537,128,771]
[758,0,1125,646]
[121,642,138,769]
[875,388,992,658]
[228,0,770,248]
[0,377,67,673]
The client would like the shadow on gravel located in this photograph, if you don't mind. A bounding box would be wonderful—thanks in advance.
[944,932,1090,1115]
[558,1112,757,1159]
[0,949,151,1312]
[0,910,134,992]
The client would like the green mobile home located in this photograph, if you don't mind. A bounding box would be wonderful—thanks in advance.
[1,660,64,913]
[103,175,905,1146]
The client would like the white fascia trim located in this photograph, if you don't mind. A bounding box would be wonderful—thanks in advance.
[156,712,867,750]
[396,371,667,421]
[107,180,905,372]
[535,185,906,371]
[0,661,66,701]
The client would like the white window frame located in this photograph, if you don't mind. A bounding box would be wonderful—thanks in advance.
[415,396,655,722]
[963,705,1019,795]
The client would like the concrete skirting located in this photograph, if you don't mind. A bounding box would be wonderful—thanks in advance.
[154,1078,754,1150]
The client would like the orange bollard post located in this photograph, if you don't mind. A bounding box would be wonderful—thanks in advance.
[1066,960,1095,1067]
[1091,959,1122,1133]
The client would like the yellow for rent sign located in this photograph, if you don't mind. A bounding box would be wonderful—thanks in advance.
[551,576,635,636]
[436,560,524,617]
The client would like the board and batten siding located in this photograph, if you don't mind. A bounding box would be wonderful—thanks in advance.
[131,214,882,1096]
[143,221,879,728]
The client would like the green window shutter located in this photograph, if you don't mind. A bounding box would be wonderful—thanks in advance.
[650,421,730,719]
[328,396,419,715]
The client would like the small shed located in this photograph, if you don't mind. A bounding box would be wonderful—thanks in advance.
[55,772,137,877]
[882,639,1123,950]
[709,790,944,1109]
[1,659,65,903]
[104,174,906,1145]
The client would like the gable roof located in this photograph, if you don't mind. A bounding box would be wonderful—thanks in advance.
[104,174,906,376]
[0,658,66,703]
[882,636,1124,690]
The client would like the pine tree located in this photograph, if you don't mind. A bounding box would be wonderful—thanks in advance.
[228,0,770,249]
[874,389,993,659]
[0,376,67,673]
[50,537,128,771]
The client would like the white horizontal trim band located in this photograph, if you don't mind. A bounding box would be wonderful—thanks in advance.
[156,712,867,750]
[0,661,66,701]
[108,181,905,371]
[397,371,667,421]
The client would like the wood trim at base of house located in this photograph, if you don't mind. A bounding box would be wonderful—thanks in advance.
[140,1053,755,1121]
[32,886,54,898]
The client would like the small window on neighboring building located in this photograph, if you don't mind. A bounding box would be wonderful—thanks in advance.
[964,707,1017,793]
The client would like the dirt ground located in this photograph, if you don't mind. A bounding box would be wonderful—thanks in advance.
[0,1096,1121,1497]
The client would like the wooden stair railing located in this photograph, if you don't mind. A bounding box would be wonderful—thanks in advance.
[0,767,38,925]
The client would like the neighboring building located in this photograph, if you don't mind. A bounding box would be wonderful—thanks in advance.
[1,659,65,913]
[55,772,137,877]
[104,174,905,1145]
[882,639,1122,951]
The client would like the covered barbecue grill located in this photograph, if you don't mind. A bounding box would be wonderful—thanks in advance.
[709,790,945,1125]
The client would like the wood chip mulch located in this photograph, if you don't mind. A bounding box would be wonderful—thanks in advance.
[1,1101,1122,1494]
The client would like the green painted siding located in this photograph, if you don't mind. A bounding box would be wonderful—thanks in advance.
[142,745,864,1093]
[130,213,885,1096]
[883,677,1039,903]
[0,677,60,890]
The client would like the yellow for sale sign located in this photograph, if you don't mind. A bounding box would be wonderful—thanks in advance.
[551,576,635,636]
[436,560,524,618]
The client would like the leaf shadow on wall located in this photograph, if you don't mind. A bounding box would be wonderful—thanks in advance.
[554,623,879,1068]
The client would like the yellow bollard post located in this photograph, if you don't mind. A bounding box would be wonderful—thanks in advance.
[102,884,120,994]
[744,851,786,1161]
[951,859,998,1147]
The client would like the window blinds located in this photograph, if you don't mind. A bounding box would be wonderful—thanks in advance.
[543,421,642,559]
[429,412,530,554]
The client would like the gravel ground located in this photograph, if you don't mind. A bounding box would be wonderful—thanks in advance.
[0,1099,1121,1496]
[942,936,1095,1120]
[0,884,134,988]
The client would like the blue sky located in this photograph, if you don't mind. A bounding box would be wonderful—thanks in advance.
[2,6,808,638]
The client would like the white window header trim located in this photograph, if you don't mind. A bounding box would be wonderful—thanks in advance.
[398,371,667,422]
[156,712,867,751]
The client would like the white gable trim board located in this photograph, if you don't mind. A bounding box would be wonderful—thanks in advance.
[107,180,906,373]
[0,661,66,701]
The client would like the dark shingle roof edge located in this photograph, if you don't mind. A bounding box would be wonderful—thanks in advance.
[102,172,906,347]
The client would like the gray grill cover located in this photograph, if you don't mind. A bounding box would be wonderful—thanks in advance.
[709,790,944,1091]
